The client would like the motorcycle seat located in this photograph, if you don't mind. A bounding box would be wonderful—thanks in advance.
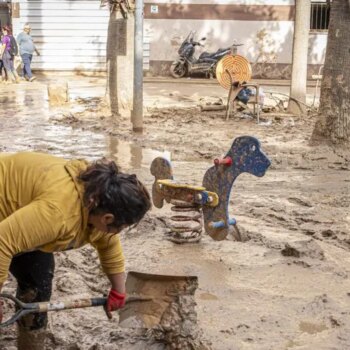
[215,47,230,54]
[199,51,211,59]
[199,48,230,59]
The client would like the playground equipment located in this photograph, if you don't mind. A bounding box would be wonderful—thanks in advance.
[150,136,271,243]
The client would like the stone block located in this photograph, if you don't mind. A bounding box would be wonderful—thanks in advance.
[48,83,69,106]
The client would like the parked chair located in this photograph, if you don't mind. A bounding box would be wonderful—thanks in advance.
[226,81,261,123]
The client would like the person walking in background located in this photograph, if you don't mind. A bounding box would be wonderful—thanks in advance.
[0,31,6,83]
[16,23,40,82]
[0,57,4,83]
[0,26,20,84]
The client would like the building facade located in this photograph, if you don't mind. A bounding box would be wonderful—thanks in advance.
[1,0,328,78]
[2,0,109,72]
[143,0,328,78]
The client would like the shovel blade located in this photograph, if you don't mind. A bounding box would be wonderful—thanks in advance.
[119,271,198,329]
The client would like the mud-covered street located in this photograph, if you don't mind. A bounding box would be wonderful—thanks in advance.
[0,77,349,350]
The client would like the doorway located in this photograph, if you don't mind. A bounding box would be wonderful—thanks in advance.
[0,3,11,28]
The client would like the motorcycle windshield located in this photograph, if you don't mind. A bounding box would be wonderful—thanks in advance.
[179,42,195,57]
[178,31,193,54]
[187,31,195,42]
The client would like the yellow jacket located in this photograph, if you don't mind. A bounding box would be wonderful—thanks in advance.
[0,152,125,284]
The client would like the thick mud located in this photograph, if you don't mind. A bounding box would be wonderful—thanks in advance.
[0,82,350,350]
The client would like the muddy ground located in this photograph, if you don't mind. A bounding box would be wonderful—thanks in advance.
[0,80,350,350]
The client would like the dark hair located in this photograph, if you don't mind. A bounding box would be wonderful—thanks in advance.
[2,26,11,34]
[78,159,151,230]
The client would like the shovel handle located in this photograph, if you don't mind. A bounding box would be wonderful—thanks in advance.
[34,296,151,312]
[0,293,107,328]
[35,297,107,312]
[0,292,153,328]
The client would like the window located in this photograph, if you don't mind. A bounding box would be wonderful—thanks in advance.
[310,1,331,31]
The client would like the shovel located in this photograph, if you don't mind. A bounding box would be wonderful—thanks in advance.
[118,271,198,328]
[0,271,198,329]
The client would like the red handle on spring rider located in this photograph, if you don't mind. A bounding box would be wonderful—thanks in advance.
[214,156,232,166]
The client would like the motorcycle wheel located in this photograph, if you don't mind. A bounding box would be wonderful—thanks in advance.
[170,61,187,78]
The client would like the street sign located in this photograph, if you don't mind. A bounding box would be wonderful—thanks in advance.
[150,5,158,14]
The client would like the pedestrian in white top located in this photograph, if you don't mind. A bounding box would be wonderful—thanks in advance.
[16,23,40,82]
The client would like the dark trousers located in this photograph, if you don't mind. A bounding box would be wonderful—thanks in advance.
[9,251,55,330]
[1,51,17,81]
[21,53,33,79]
[0,59,5,78]
[2,51,13,71]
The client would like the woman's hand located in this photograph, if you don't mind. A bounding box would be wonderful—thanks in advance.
[105,272,126,319]
[105,289,126,319]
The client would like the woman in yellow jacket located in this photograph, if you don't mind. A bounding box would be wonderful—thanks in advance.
[0,152,151,349]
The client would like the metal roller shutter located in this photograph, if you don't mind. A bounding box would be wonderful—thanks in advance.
[17,0,149,72]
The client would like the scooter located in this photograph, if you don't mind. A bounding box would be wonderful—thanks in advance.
[170,31,241,79]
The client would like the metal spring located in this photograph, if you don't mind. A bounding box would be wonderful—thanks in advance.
[167,200,202,243]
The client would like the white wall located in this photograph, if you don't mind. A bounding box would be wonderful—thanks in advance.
[145,19,295,64]
[13,0,326,73]
[308,32,327,65]
[143,0,327,68]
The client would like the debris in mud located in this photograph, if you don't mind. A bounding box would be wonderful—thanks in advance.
[281,239,325,260]
[238,113,254,120]
[198,97,225,112]
[257,119,272,126]
[198,97,224,106]
[54,112,79,125]
[262,106,276,113]
[329,316,341,328]
[48,83,69,106]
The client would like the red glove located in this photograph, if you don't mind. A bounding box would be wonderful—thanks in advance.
[105,289,126,319]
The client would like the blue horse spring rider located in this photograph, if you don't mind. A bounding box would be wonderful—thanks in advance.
[150,136,271,243]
